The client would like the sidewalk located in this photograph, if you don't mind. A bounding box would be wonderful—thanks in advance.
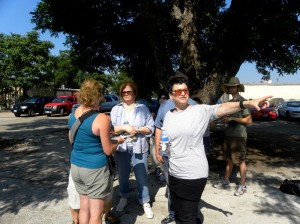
[0,124,300,223]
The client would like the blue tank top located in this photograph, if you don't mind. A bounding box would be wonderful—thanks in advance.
[68,112,107,169]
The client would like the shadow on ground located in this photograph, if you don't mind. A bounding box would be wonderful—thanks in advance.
[0,130,70,216]
[1,118,299,224]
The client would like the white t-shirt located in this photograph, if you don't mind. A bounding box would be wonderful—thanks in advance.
[163,104,219,179]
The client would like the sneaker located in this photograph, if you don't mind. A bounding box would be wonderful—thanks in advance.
[116,198,127,212]
[234,185,247,196]
[161,215,175,224]
[213,179,230,189]
[113,170,119,181]
[143,203,154,219]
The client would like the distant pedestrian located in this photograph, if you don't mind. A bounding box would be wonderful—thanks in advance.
[213,77,252,196]
[150,92,168,182]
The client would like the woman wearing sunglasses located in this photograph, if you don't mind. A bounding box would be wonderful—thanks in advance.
[110,81,155,219]
[162,74,271,224]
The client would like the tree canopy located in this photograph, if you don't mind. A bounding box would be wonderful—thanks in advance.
[0,31,55,97]
[31,0,300,103]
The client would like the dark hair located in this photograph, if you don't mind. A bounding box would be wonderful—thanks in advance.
[167,72,189,93]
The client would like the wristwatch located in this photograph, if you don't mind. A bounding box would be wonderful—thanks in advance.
[137,127,141,133]
[239,100,246,109]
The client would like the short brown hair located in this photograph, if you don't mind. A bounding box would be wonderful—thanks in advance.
[119,81,138,99]
[78,79,104,107]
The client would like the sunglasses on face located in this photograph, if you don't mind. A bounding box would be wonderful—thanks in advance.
[121,90,133,96]
[171,88,189,96]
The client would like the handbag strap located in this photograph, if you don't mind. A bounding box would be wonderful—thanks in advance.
[69,109,98,146]
[70,109,116,175]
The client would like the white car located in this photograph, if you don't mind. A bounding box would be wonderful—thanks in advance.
[100,94,120,112]
[72,94,120,114]
[278,101,300,119]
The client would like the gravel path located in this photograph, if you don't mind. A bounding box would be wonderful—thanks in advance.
[0,111,299,224]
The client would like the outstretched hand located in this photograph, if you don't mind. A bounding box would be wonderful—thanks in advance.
[249,96,273,111]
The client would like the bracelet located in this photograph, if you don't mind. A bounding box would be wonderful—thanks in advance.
[239,100,246,109]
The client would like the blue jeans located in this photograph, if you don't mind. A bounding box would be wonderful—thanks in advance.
[162,154,175,219]
[116,151,150,204]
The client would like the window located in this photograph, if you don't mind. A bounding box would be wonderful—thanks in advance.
[105,96,112,102]
[67,97,74,102]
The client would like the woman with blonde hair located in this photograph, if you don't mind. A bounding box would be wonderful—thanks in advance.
[68,79,125,224]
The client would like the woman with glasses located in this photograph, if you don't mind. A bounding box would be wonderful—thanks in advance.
[162,74,271,223]
[110,81,155,219]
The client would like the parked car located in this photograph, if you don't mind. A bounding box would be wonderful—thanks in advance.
[278,101,300,119]
[72,94,120,114]
[250,107,277,121]
[44,95,77,116]
[137,98,158,110]
[137,98,159,117]
[11,96,55,117]
[100,94,120,112]
[269,98,284,109]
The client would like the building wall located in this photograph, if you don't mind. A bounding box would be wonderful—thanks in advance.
[223,84,300,101]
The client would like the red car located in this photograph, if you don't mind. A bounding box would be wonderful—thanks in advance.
[250,107,277,121]
[44,95,77,116]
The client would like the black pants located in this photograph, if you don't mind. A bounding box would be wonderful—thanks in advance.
[169,174,207,224]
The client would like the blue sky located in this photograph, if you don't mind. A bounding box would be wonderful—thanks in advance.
[0,0,68,55]
[0,0,299,84]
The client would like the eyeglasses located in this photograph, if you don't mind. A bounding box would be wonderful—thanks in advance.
[171,88,189,96]
[121,90,133,96]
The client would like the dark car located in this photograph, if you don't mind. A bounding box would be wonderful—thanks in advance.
[72,94,120,114]
[137,98,159,116]
[11,96,55,117]
[250,107,277,121]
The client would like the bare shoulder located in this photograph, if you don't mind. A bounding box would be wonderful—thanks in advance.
[95,113,110,124]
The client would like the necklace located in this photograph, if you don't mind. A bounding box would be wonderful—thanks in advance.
[124,103,135,124]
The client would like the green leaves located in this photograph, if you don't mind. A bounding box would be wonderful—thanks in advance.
[30,0,300,103]
[0,31,55,95]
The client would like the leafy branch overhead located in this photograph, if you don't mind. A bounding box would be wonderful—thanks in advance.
[31,0,300,103]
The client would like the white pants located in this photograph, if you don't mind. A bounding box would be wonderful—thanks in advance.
[67,171,80,209]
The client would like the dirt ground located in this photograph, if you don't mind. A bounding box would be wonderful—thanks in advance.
[0,111,300,224]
